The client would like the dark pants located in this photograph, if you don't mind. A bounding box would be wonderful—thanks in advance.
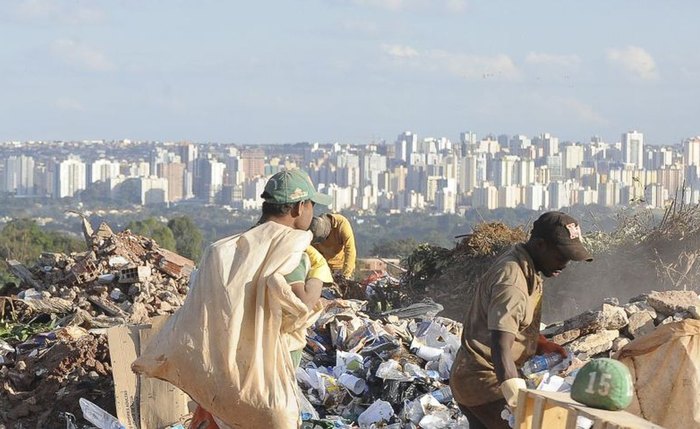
[457,399,510,429]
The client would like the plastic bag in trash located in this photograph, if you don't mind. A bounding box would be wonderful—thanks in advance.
[357,400,394,427]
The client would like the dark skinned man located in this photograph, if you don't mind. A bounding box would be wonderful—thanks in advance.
[450,212,592,429]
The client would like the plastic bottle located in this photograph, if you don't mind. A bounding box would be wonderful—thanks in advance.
[521,353,564,376]
[430,386,453,404]
[79,398,126,429]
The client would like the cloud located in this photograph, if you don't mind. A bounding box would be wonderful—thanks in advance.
[353,0,404,11]
[445,0,468,13]
[382,44,518,80]
[15,0,104,24]
[606,46,658,80]
[525,52,581,68]
[351,0,468,12]
[382,43,419,59]
[342,19,379,35]
[55,97,85,112]
[559,98,607,125]
[427,50,519,80]
[51,39,114,71]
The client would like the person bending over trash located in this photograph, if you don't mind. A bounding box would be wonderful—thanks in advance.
[450,212,592,429]
[309,212,357,280]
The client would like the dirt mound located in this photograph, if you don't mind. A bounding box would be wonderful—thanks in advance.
[0,332,114,428]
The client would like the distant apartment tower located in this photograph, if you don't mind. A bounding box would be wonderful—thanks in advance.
[139,176,169,205]
[534,133,559,156]
[54,157,86,198]
[157,162,187,202]
[622,131,644,169]
[493,155,519,187]
[395,131,418,163]
[240,149,266,179]
[684,137,700,167]
[89,158,121,183]
[684,137,700,183]
[4,155,34,195]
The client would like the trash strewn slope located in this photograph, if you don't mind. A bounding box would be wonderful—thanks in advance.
[1,205,699,428]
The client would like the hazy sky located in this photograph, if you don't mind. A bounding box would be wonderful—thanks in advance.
[2,1,699,145]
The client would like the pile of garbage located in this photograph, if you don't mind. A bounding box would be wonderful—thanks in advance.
[297,294,467,429]
[1,218,195,427]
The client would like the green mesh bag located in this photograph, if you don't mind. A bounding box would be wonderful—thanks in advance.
[571,358,634,411]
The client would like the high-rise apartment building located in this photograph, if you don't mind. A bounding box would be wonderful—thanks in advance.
[240,149,266,179]
[89,158,121,183]
[622,131,644,169]
[4,155,34,195]
[157,162,186,202]
[54,157,86,198]
[684,137,700,167]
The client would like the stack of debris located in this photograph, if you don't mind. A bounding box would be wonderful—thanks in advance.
[3,218,195,329]
[0,219,195,427]
[543,290,700,355]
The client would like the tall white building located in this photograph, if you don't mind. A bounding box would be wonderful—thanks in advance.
[55,157,86,198]
[472,184,499,209]
[89,158,121,183]
[562,144,584,172]
[395,131,418,163]
[684,137,700,167]
[622,130,644,169]
[139,176,169,205]
[548,181,570,209]
[4,155,34,195]
[524,184,548,210]
[493,155,519,187]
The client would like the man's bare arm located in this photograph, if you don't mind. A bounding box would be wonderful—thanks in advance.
[290,278,323,309]
[491,330,519,383]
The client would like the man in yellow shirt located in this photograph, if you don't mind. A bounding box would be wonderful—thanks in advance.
[310,213,357,279]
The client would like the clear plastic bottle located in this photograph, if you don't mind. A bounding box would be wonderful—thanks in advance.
[521,353,564,376]
[79,398,126,429]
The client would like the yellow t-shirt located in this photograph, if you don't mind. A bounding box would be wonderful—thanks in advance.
[312,213,356,278]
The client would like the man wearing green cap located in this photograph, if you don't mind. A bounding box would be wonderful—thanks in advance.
[187,168,333,429]
[256,168,334,362]
[450,211,593,429]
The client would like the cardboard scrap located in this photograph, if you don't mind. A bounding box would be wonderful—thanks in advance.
[107,316,191,429]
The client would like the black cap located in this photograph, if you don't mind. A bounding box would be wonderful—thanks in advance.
[532,211,593,262]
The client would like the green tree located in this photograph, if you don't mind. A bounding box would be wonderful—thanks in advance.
[167,216,204,261]
[0,218,86,263]
[125,217,177,251]
[370,238,420,259]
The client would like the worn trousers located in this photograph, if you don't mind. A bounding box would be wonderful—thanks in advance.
[457,398,510,429]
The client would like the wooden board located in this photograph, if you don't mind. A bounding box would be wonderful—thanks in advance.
[514,389,666,429]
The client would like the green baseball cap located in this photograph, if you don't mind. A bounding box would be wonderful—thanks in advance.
[261,169,332,206]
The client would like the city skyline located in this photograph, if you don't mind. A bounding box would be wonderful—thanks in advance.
[3,132,700,214]
[1,1,700,144]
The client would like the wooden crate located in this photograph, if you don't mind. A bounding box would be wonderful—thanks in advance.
[514,389,665,429]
